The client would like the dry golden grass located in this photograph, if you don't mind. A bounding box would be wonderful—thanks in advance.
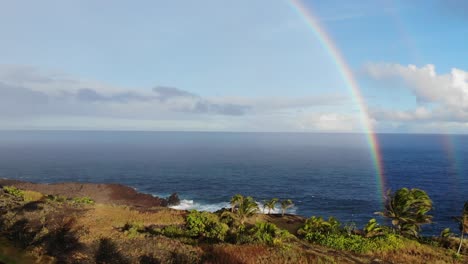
[204,244,281,264]
[75,203,186,242]
[203,243,360,264]
[23,190,44,202]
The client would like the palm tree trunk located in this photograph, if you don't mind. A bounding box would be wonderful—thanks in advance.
[458,231,464,254]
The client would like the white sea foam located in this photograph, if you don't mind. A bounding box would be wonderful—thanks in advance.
[170,199,231,212]
[169,199,297,215]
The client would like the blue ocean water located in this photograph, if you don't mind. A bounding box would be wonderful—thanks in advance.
[0,131,466,235]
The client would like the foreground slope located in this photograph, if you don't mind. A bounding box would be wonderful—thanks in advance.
[0,181,465,263]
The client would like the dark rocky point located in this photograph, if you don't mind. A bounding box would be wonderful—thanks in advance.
[167,192,180,206]
[0,178,169,208]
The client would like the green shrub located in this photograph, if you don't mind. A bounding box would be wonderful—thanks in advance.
[219,211,236,226]
[121,222,146,238]
[3,186,24,198]
[364,218,386,238]
[161,225,186,238]
[235,232,254,244]
[310,233,404,253]
[250,222,292,246]
[186,210,229,242]
[71,197,95,205]
[452,252,463,261]
[298,216,404,253]
[439,228,453,238]
[297,216,341,239]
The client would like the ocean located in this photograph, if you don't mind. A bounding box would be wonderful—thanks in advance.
[0,131,466,235]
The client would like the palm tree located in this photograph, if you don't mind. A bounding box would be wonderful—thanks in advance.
[236,195,259,225]
[280,199,293,216]
[230,194,243,213]
[376,188,433,237]
[265,198,278,214]
[364,218,385,238]
[453,201,468,254]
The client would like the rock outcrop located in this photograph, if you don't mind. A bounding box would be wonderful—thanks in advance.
[166,192,180,206]
[0,178,168,208]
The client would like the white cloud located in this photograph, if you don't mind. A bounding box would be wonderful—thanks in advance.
[364,63,468,128]
[0,65,352,131]
[371,106,432,122]
[364,63,468,108]
[0,65,132,96]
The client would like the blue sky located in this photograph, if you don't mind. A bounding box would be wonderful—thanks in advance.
[1,0,467,132]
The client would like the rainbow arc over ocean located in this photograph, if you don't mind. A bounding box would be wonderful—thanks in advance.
[287,0,387,201]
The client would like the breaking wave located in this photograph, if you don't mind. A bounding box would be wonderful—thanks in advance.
[169,199,297,214]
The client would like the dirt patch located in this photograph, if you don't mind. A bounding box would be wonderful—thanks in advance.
[0,179,168,208]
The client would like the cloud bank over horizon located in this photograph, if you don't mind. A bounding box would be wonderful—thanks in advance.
[2,63,468,133]
[0,65,356,132]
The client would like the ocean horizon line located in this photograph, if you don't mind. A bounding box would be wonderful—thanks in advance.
[1,129,467,136]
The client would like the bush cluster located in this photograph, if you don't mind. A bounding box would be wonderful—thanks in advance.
[297,216,404,253]
[71,197,95,205]
[3,186,44,202]
[121,222,146,238]
[314,232,404,253]
[250,222,292,246]
[139,209,294,248]
[186,210,229,242]
[159,225,186,238]
[3,186,24,198]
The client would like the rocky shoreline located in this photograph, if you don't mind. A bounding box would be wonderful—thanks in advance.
[0,178,179,208]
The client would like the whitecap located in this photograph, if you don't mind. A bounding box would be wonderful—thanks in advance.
[169,199,230,212]
[169,199,297,215]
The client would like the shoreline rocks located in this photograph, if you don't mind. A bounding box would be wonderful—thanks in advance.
[167,192,180,206]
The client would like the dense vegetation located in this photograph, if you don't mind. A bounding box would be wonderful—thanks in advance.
[0,185,466,263]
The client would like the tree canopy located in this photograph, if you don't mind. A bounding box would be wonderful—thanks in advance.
[377,188,433,237]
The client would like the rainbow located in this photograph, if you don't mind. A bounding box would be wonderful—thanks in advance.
[440,134,462,197]
[287,0,387,201]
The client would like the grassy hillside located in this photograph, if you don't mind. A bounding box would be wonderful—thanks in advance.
[0,186,466,263]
